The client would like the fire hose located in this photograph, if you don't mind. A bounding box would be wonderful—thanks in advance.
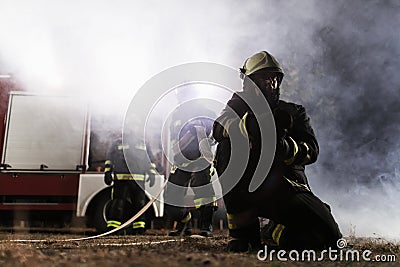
[6,126,213,243]
[6,177,170,243]
[65,177,169,241]
[67,125,214,241]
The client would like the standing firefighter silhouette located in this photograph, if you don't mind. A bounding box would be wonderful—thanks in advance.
[164,88,218,237]
[213,51,342,252]
[104,131,156,235]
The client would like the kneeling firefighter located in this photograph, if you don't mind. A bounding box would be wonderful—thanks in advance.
[213,51,342,252]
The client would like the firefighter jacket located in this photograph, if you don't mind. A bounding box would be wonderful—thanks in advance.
[213,91,319,193]
[105,137,156,181]
[170,102,215,166]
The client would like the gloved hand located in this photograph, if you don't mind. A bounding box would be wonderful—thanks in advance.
[104,171,113,185]
[277,134,305,165]
[273,109,297,163]
[273,108,293,137]
[276,135,291,160]
[147,173,155,187]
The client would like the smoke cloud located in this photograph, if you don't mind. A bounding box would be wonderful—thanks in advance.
[0,0,399,238]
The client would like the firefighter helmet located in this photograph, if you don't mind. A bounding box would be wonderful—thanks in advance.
[240,51,284,77]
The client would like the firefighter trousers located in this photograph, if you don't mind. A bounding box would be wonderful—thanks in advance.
[107,179,147,231]
[165,165,216,222]
[225,187,342,250]
[260,190,342,250]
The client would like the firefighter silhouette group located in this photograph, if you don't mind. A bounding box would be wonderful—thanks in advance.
[103,51,341,252]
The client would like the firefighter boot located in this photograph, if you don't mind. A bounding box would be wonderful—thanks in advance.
[168,212,192,236]
[260,219,277,244]
[227,216,261,252]
[198,205,215,237]
[106,224,125,235]
[106,218,126,235]
[131,221,146,235]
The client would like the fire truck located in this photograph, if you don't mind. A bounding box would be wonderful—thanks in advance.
[0,79,164,232]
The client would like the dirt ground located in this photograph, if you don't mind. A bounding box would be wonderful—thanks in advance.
[0,229,399,267]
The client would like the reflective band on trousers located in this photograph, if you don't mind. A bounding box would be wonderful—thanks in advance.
[272,224,286,245]
[133,221,146,229]
[194,197,217,209]
[107,220,122,228]
[116,173,145,181]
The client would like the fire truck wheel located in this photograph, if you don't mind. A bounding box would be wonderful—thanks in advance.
[87,189,111,233]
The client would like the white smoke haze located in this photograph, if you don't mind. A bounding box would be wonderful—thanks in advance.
[1,0,399,239]
[0,0,243,115]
